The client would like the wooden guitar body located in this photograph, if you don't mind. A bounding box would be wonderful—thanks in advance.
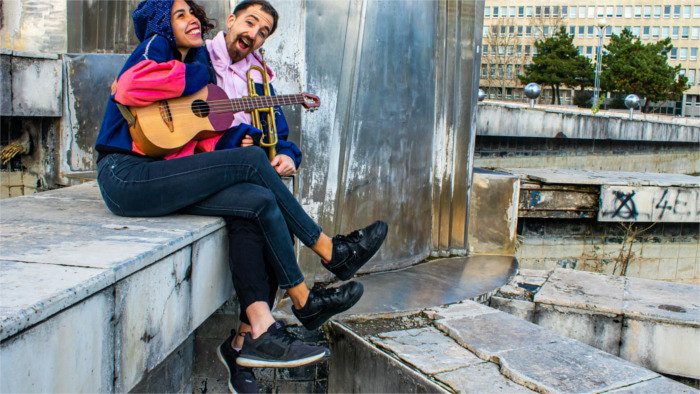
[128,85,233,157]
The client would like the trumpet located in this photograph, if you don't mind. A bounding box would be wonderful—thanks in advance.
[246,49,278,160]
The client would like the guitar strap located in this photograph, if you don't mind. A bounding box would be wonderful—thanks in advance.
[116,103,137,128]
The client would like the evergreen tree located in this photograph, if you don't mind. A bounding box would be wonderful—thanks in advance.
[601,29,688,113]
[519,27,594,104]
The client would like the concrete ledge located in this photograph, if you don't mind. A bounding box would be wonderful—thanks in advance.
[0,182,231,392]
[493,268,700,379]
[332,299,687,393]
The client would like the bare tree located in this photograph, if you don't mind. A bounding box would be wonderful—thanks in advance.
[481,17,527,100]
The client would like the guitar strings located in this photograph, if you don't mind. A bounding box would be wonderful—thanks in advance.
[149,94,307,113]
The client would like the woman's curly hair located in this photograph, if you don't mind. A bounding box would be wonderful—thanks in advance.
[185,0,216,36]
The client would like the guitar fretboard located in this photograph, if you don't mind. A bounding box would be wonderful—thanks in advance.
[218,94,305,113]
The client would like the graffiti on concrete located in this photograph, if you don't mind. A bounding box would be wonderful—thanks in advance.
[599,185,699,223]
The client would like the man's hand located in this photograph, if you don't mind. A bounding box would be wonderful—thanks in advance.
[241,134,255,147]
[270,154,296,176]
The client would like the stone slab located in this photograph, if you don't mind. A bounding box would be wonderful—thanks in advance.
[623,276,700,326]
[0,289,115,393]
[424,300,499,321]
[0,260,112,340]
[114,248,193,393]
[190,228,231,331]
[434,362,536,393]
[489,296,535,322]
[433,306,567,362]
[604,376,698,393]
[620,319,700,379]
[534,303,622,356]
[534,268,625,314]
[372,326,482,374]
[498,340,659,394]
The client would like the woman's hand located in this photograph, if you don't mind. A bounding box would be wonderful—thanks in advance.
[240,134,255,147]
[270,154,296,176]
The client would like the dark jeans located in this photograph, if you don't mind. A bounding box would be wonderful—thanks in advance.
[96,147,321,289]
[227,218,279,325]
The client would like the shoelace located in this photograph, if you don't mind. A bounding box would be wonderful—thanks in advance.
[312,285,346,303]
[270,325,298,346]
[335,229,363,244]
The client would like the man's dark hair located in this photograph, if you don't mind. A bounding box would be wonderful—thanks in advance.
[233,0,279,36]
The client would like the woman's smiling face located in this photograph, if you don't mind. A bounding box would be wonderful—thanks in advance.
[171,0,203,58]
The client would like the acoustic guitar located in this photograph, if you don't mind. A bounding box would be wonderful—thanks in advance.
[117,84,320,158]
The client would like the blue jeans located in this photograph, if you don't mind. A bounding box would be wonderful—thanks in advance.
[96,147,321,289]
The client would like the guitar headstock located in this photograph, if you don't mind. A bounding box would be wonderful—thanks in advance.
[302,93,321,111]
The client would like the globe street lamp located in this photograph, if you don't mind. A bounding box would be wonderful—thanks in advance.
[592,18,607,111]
[478,89,486,102]
[624,94,640,120]
[524,83,541,109]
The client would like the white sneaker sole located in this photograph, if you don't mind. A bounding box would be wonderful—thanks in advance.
[236,351,327,368]
[216,346,237,394]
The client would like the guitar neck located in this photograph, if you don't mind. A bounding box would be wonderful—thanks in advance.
[226,94,305,113]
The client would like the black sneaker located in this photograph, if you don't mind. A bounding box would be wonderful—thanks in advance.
[324,220,388,280]
[293,281,364,330]
[216,331,258,394]
[236,321,329,368]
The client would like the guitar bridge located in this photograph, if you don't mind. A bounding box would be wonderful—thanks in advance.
[159,101,175,133]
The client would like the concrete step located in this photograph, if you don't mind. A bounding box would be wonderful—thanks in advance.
[328,300,695,393]
[491,268,700,379]
[0,182,231,392]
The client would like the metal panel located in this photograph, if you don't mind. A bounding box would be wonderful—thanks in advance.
[11,54,62,117]
[0,52,11,116]
[60,54,129,180]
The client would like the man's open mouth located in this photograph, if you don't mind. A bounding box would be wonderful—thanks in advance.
[238,36,251,50]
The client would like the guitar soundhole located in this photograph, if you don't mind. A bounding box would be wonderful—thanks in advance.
[192,99,210,118]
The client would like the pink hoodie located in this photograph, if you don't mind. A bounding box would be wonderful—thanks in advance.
[206,31,276,129]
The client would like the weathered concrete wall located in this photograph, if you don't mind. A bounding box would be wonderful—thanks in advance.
[477,102,700,143]
[516,219,699,285]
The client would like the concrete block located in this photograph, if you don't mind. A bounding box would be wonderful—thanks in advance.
[534,303,622,355]
[623,276,700,325]
[620,319,700,379]
[425,300,498,321]
[534,268,625,314]
[498,340,659,394]
[114,248,193,392]
[657,259,678,280]
[678,243,698,259]
[0,289,115,393]
[434,311,566,362]
[676,258,695,280]
[190,228,231,330]
[640,244,664,259]
[434,362,535,393]
[516,244,543,259]
[605,376,698,393]
[372,327,482,374]
[621,277,700,378]
[489,296,535,322]
[0,260,112,340]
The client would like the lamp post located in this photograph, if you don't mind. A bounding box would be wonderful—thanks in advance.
[524,83,541,109]
[592,18,607,111]
[624,94,640,120]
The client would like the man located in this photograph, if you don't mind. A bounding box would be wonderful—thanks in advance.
[204,1,387,392]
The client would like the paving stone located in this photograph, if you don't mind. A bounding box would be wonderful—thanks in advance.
[434,362,536,393]
[489,296,535,322]
[433,310,565,362]
[623,276,700,325]
[372,327,482,374]
[424,300,498,321]
[534,303,622,356]
[535,268,625,314]
[604,376,698,393]
[0,260,112,340]
[498,340,659,393]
